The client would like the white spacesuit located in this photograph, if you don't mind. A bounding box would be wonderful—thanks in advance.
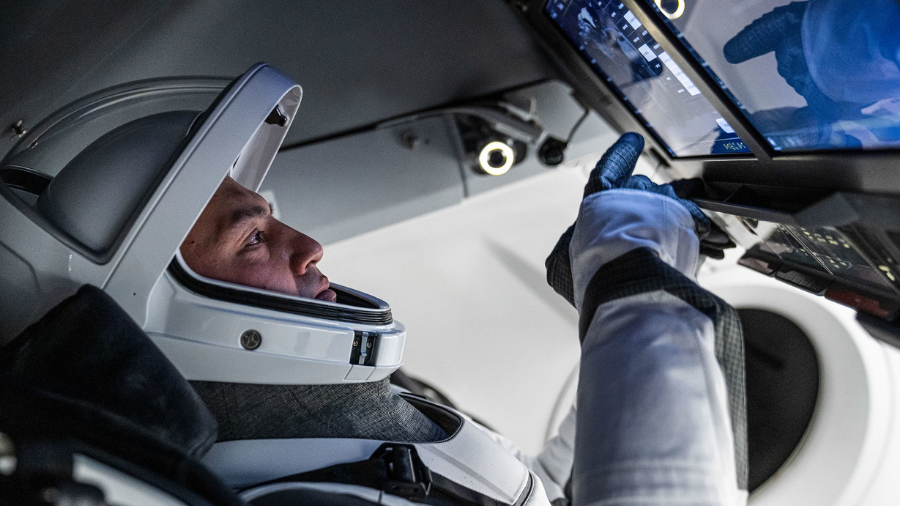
[0,63,745,505]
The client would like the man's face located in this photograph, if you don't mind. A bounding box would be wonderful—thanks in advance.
[180,176,337,302]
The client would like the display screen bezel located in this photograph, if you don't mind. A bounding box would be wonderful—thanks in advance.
[544,0,753,158]
[517,0,900,196]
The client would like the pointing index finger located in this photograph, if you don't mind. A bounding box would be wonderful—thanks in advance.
[584,132,644,197]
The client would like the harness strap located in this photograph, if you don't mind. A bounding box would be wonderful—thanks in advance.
[254,443,531,506]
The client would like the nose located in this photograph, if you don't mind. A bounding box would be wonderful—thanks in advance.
[286,227,324,275]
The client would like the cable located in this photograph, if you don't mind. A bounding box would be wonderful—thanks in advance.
[539,105,590,167]
[565,107,590,145]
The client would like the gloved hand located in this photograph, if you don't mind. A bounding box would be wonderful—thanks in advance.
[722,1,840,122]
[545,132,734,306]
[667,178,735,260]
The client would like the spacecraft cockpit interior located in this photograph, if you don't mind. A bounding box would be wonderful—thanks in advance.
[517,0,900,345]
[2,1,900,505]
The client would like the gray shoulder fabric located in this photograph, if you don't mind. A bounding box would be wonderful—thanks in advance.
[190,378,448,444]
[37,111,199,255]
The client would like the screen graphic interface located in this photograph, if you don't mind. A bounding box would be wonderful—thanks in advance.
[641,0,900,153]
[546,0,751,156]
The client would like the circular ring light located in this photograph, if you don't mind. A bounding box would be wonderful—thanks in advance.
[654,0,685,19]
[478,141,514,176]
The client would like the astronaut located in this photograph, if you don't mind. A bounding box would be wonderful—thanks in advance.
[0,64,746,505]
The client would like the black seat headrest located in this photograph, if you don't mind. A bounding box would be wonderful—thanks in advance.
[0,284,218,460]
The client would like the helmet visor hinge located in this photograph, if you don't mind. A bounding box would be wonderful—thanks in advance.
[350,331,379,366]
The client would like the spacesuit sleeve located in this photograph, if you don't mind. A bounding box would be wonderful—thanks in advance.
[517,405,577,505]
[568,189,747,506]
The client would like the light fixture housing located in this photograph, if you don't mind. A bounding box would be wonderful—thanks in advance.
[455,114,530,177]
[478,141,515,176]
[654,0,685,19]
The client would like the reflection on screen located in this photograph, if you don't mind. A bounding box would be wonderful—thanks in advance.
[647,0,900,152]
[546,0,751,156]
[760,224,890,288]
[740,222,900,319]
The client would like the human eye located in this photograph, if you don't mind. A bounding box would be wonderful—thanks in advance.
[247,231,264,247]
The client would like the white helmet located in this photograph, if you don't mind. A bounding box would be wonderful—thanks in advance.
[0,63,405,385]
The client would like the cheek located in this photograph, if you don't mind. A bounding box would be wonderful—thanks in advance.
[183,248,227,281]
[232,255,297,293]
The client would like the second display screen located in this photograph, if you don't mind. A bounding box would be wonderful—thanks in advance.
[546,0,751,156]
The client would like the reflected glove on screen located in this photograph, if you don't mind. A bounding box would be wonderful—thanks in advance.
[723,1,840,121]
[545,133,733,306]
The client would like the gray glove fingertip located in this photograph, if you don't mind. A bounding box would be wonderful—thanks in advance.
[699,245,727,260]
[703,228,734,245]
[584,132,644,197]
[681,200,711,237]
[621,174,655,191]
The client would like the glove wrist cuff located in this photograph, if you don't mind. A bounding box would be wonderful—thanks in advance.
[570,190,700,310]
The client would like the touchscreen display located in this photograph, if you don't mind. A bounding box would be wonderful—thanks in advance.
[546,0,751,156]
[642,0,900,152]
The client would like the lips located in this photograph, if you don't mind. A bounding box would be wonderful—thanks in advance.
[313,275,337,302]
[315,288,337,302]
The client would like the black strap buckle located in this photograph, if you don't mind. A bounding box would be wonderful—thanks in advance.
[373,444,432,502]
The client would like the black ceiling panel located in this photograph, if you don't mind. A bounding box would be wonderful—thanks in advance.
[0,0,558,155]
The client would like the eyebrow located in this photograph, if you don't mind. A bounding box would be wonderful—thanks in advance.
[228,204,270,230]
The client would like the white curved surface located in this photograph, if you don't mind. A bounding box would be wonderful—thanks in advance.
[74,455,188,506]
[204,411,534,504]
[701,262,900,506]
